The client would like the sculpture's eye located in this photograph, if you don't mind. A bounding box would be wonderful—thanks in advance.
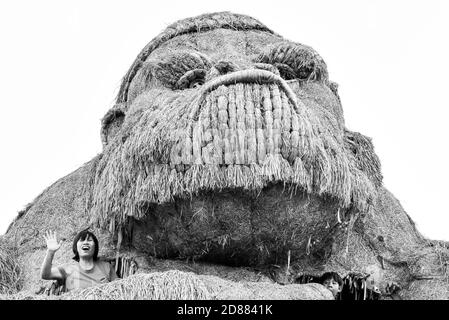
[274,63,297,80]
[273,62,315,81]
[176,69,206,90]
[189,77,205,89]
[298,64,315,80]
[255,44,323,82]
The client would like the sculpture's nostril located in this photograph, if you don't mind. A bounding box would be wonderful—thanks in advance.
[214,61,239,75]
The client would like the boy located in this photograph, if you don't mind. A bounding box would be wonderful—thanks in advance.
[320,272,343,299]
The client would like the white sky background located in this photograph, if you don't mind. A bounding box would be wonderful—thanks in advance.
[0,0,448,240]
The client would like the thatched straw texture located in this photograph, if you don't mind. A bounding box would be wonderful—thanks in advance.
[287,186,449,299]
[344,129,382,187]
[0,238,22,295]
[116,12,276,104]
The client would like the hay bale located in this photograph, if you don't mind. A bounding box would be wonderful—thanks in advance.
[0,237,22,295]
[0,290,52,300]
[55,270,333,300]
[213,281,333,300]
[62,271,214,300]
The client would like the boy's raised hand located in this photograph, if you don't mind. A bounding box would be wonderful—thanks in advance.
[43,230,63,252]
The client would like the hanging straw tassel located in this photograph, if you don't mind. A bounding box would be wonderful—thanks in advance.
[209,94,219,132]
[306,235,312,255]
[286,249,291,277]
[244,84,257,164]
[290,112,300,159]
[192,122,202,165]
[251,85,265,163]
[280,92,292,160]
[236,129,245,164]
[115,228,123,274]
[261,86,274,155]
[228,84,237,130]
[210,94,223,165]
[235,84,246,130]
[270,84,282,155]
[256,128,266,164]
[363,280,367,300]
[235,84,246,164]
[344,215,356,258]
[217,92,228,138]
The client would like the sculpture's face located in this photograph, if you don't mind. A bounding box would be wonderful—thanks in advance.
[98,27,358,212]
[93,19,380,265]
[124,29,345,144]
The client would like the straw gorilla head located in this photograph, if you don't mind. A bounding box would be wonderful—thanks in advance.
[92,13,382,266]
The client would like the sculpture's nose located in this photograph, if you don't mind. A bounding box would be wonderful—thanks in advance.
[206,61,240,81]
[208,61,280,80]
[213,61,239,75]
[253,63,280,76]
[200,68,299,111]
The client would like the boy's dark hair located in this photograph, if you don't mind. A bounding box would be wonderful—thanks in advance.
[320,272,343,287]
[72,229,99,262]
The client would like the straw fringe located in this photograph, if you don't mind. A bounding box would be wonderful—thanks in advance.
[62,271,215,300]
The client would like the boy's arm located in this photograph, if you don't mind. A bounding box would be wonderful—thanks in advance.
[40,249,65,280]
[40,230,65,280]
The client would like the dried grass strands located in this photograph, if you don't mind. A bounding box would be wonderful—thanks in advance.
[253,85,266,164]
[280,90,292,161]
[262,85,274,155]
[270,84,283,155]
[62,271,214,300]
[244,84,257,164]
[0,240,22,295]
[228,85,238,164]
[344,130,383,187]
[235,84,246,164]
[262,154,292,182]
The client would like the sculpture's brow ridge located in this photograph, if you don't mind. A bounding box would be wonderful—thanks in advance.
[116,12,278,104]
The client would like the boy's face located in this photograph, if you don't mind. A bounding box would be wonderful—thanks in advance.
[77,235,96,259]
[323,278,341,297]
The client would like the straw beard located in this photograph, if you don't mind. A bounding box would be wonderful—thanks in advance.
[87,13,383,264]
